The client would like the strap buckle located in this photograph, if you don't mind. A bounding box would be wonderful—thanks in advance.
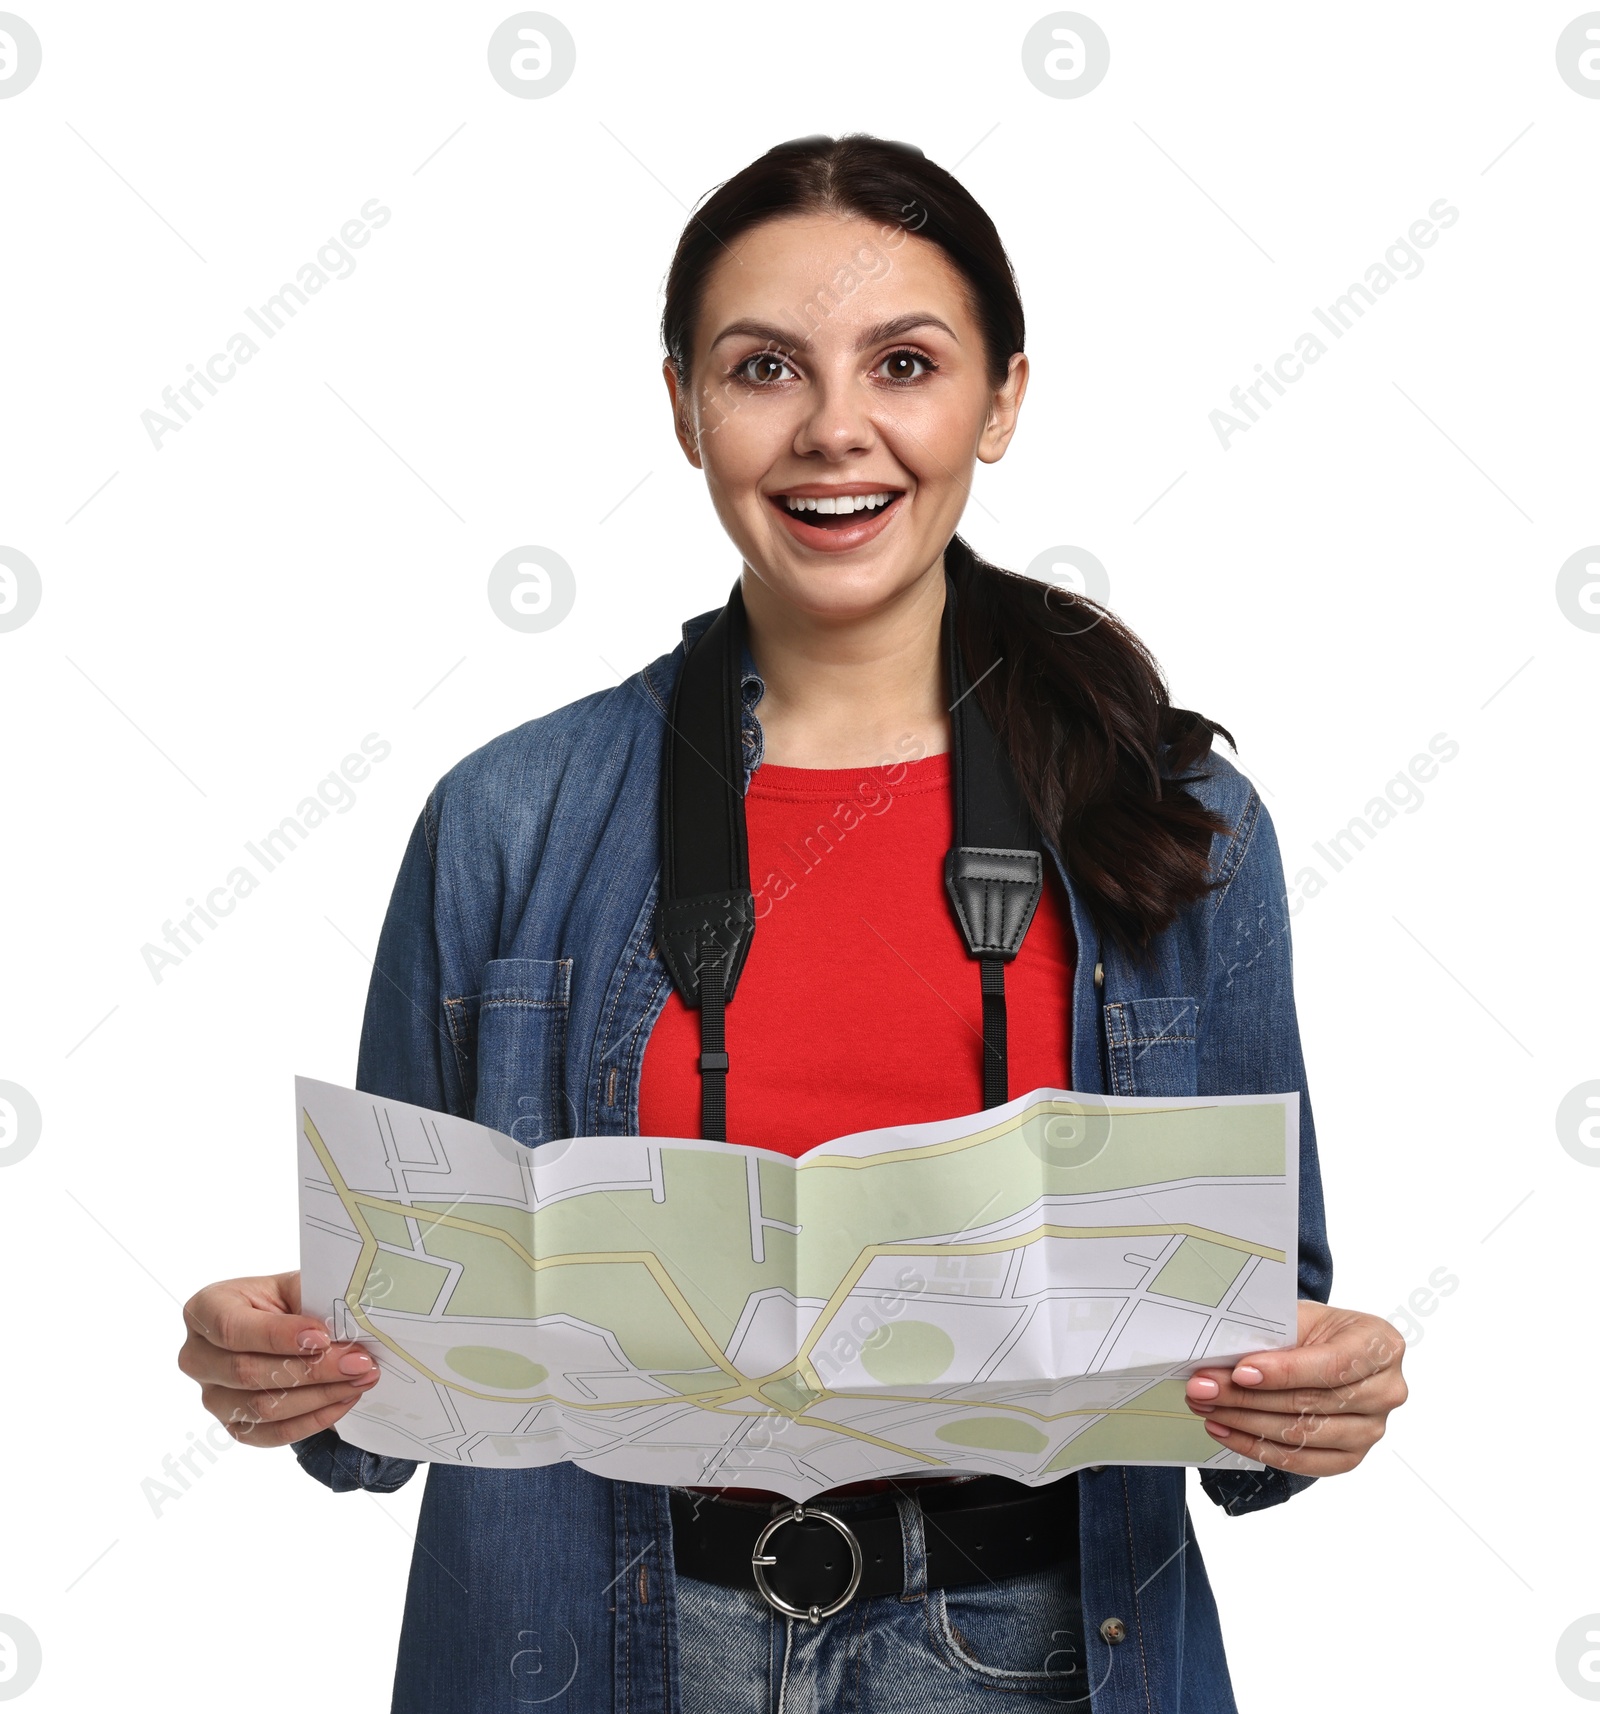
[750,1505,864,1623]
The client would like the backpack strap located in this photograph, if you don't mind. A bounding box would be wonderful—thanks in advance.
[656,584,756,1140]
[942,575,1045,1107]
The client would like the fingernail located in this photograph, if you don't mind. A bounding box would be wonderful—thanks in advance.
[338,1352,375,1376]
[1187,1376,1219,1400]
[1205,1421,1232,1439]
[297,1330,329,1354]
[351,1367,381,1385]
[1232,1365,1264,1386]
[1189,1401,1215,1414]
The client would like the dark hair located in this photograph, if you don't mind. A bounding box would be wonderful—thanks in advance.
[661,133,1234,959]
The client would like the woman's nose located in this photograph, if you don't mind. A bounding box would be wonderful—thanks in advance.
[792,369,877,459]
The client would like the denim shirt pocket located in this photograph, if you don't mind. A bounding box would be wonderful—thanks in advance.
[1102,994,1199,1097]
[446,957,574,1145]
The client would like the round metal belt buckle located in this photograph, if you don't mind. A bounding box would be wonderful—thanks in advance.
[750,1504,864,1623]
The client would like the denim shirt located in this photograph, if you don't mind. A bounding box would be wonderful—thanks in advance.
[294,609,1332,1714]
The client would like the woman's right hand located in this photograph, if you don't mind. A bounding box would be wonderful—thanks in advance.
[178,1269,381,1447]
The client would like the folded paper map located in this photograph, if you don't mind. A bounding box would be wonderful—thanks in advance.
[297,1077,1298,1499]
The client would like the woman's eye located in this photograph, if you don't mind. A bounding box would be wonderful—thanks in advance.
[737,352,795,384]
[877,349,934,383]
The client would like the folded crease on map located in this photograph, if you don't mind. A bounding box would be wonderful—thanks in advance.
[297,1077,1299,1500]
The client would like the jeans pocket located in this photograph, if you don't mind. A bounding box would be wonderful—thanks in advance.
[928,1562,1088,1693]
[450,957,574,1144]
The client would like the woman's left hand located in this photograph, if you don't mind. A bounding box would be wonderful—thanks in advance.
[1184,1300,1409,1475]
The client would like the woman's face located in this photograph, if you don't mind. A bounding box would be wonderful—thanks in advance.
[665,213,1027,624]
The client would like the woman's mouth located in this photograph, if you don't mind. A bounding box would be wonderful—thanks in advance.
[767,488,905,552]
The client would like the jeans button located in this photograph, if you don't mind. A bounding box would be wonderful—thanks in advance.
[1099,1617,1127,1645]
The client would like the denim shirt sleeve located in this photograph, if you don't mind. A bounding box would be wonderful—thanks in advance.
[292,797,459,1496]
[1194,785,1334,1518]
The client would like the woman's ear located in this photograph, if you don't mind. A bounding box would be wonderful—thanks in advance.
[662,357,704,469]
[977,351,1029,464]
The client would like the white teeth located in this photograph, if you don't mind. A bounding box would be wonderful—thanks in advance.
[782,491,896,514]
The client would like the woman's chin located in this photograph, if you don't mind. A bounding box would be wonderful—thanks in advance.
[746,550,944,625]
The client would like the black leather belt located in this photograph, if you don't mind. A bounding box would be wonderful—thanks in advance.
[669,1475,1079,1623]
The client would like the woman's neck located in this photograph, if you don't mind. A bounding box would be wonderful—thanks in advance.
[740,561,952,769]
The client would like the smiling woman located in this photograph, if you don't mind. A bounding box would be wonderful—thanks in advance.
[176,132,1408,1714]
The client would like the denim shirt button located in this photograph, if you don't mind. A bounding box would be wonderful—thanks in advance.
[1087,1464,1105,1473]
[1099,1617,1127,1645]
[1093,961,1104,988]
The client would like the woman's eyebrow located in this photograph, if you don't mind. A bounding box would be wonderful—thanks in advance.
[856,313,959,348]
[707,312,960,352]
[709,318,806,352]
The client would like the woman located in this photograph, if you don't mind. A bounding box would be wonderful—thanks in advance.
[177,134,1407,1711]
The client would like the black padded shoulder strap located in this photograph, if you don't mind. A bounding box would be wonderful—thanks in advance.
[657,584,756,1139]
[942,575,1045,1107]
[945,575,1036,858]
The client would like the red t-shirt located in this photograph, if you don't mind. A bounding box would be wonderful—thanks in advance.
[640,751,1074,1154]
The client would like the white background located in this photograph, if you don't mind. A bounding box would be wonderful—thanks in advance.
[2,2,1596,1709]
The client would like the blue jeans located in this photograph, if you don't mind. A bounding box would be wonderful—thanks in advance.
[675,1492,1095,1711]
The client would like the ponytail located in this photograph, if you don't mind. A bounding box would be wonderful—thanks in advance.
[947,534,1232,957]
